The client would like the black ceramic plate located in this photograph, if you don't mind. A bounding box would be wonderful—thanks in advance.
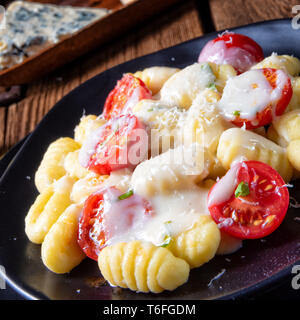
[0,19,300,300]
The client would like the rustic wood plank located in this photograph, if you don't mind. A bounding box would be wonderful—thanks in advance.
[209,0,298,30]
[0,0,203,155]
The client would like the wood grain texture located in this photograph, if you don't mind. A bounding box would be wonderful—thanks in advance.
[0,0,203,154]
[209,0,297,30]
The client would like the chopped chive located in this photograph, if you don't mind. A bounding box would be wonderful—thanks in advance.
[208,82,217,90]
[161,234,172,248]
[200,63,213,73]
[235,181,250,198]
[118,189,134,200]
[233,110,240,116]
[147,108,154,112]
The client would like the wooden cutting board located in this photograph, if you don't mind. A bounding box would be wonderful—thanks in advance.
[0,0,182,86]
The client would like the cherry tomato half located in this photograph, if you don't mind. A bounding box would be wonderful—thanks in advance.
[78,187,154,260]
[207,161,289,239]
[219,68,293,129]
[103,73,152,119]
[79,114,148,175]
[198,32,264,74]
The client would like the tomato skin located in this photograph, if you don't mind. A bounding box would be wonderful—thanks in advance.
[198,32,264,74]
[103,73,152,119]
[207,161,289,239]
[80,114,148,176]
[78,187,154,261]
[224,68,293,129]
[78,191,106,261]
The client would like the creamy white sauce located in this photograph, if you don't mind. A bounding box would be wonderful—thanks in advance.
[71,169,131,204]
[78,118,121,168]
[122,87,143,115]
[218,69,287,124]
[78,125,106,168]
[103,185,210,247]
[207,162,241,207]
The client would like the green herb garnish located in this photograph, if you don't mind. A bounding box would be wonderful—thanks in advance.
[118,190,134,200]
[161,234,172,248]
[233,110,240,116]
[200,63,213,73]
[208,82,217,90]
[235,181,250,198]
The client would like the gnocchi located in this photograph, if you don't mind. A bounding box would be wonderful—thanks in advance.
[168,215,220,268]
[217,128,293,182]
[42,204,85,274]
[134,66,180,95]
[98,240,190,293]
[25,175,75,244]
[74,115,106,145]
[35,138,80,193]
[251,54,300,77]
[158,63,216,109]
[131,144,214,197]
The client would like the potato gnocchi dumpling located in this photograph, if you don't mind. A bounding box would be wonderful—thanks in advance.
[131,144,214,197]
[272,110,300,145]
[208,62,237,93]
[158,63,216,109]
[134,66,180,95]
[98,241,190,293]
[286,77,300,111]
[42,204,85,274]
[184,88,231,154]
[35,138,80,193]
[25,175,75,244]
[287,140,300,172]
[168,215,220,268]
[132,99,186,155]
[74,115,106,145]
[217,128,293,182]
[251,54,300,76]
[64,150,90,180]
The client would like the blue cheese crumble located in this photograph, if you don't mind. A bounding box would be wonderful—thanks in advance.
[0,1,110,70]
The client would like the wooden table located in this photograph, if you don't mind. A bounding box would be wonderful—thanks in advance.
[0,0,298,155]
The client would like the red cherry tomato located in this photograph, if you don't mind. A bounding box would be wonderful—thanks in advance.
[103,73,152,119]
[207,161,289,239]
[79,114,148,175]
[78,187,154,260]
[219,68,293,129]
[78,190,106,260]
[198,32,264,74]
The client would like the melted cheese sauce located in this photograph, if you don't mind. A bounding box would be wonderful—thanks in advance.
[71,169,131,204]
[218,69,287,125]
[105,185,210,247]
[207,162,241,207]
